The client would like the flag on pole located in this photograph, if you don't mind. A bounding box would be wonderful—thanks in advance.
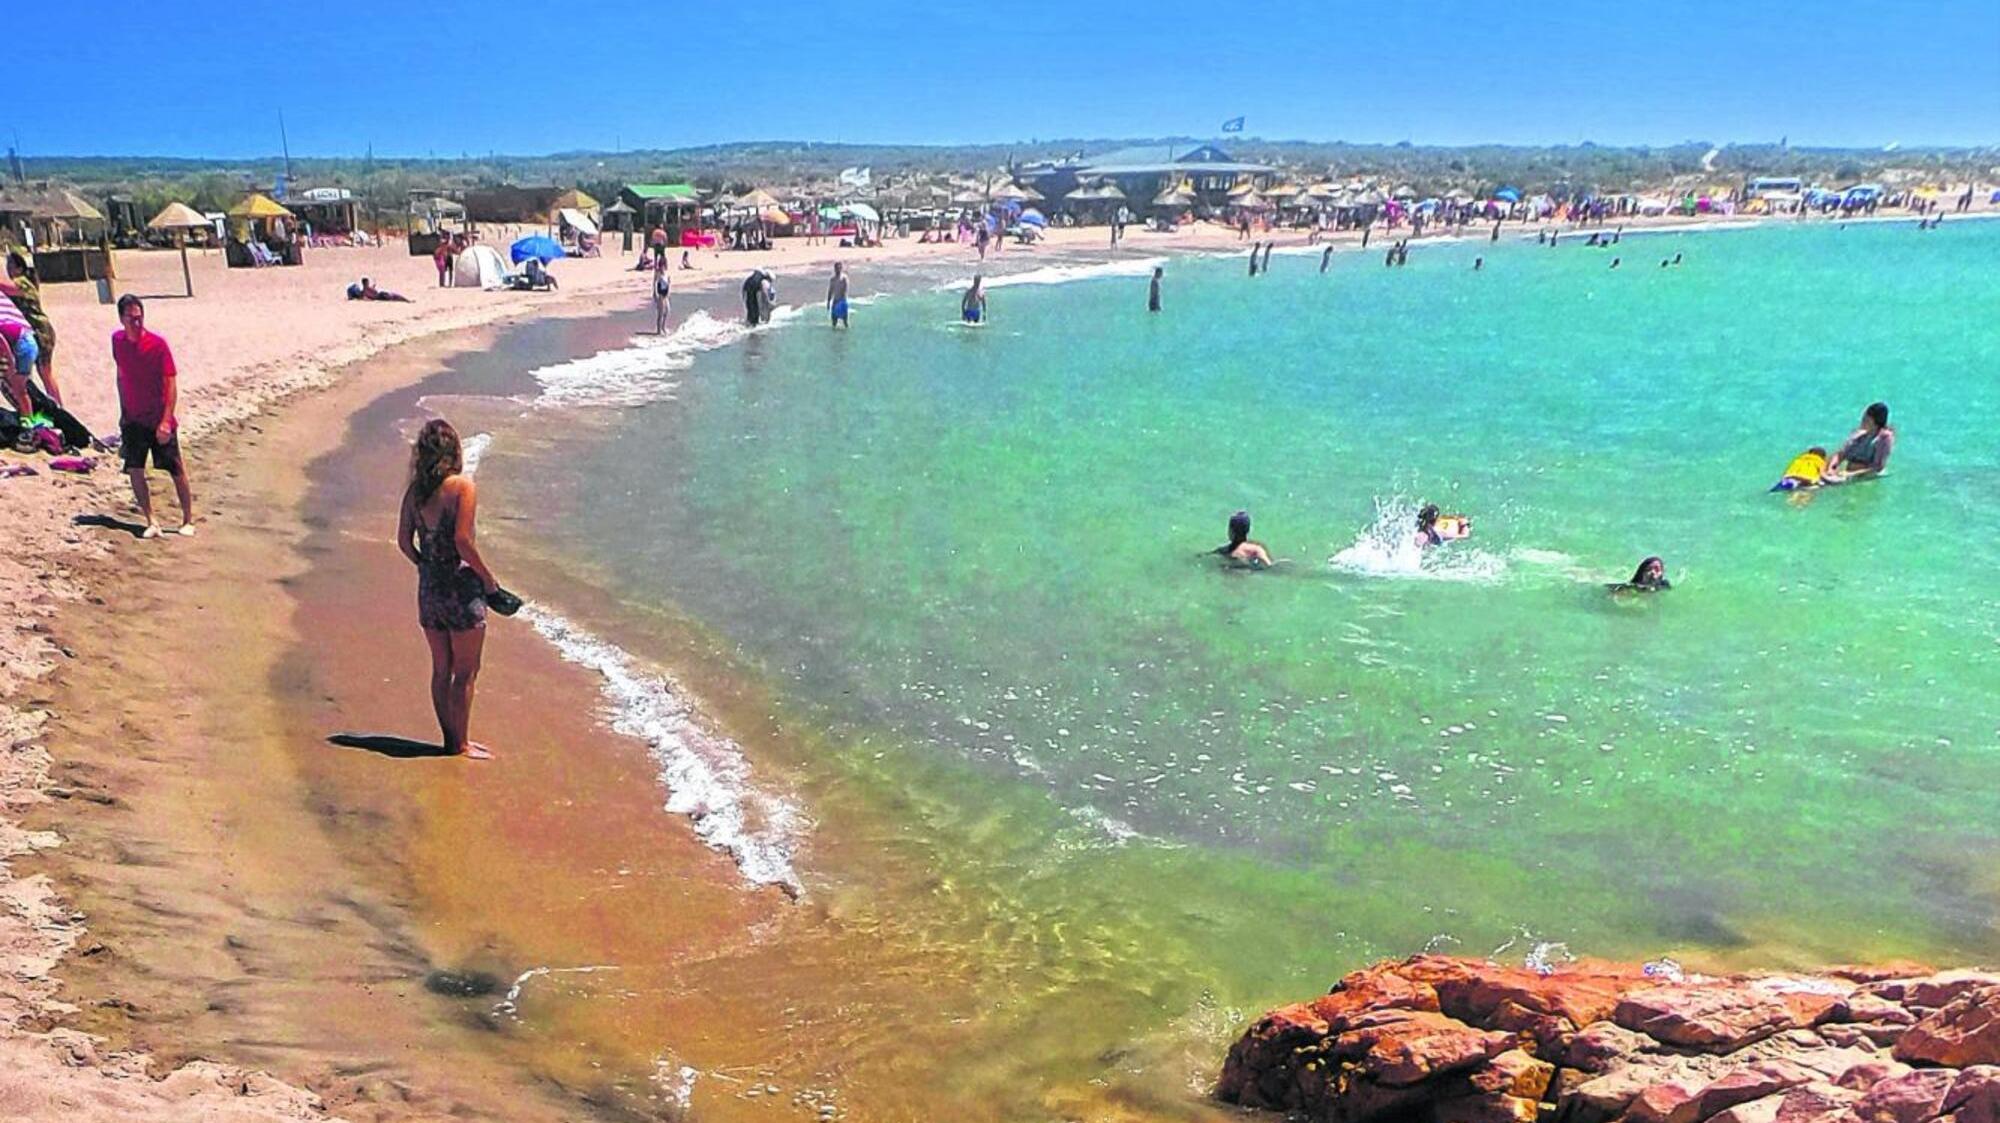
[1221,116,1245,133]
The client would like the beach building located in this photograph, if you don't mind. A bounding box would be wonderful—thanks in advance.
[463,185,564,224]
[286,187,361,239]
[1018,144,1275,217]
[618,183,703,246]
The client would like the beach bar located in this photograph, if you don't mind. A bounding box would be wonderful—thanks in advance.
[618,184,703,246]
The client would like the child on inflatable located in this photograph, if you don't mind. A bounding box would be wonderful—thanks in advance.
[1770,447,1828,491]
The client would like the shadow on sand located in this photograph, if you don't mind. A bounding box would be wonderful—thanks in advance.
[74,513,152,538]
[327,733,457,759]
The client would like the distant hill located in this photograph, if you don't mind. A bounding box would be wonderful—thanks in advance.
[15,138,1990,224]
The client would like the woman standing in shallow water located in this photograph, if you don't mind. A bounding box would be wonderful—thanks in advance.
[397,420,501,759]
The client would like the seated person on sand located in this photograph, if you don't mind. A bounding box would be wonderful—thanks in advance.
[517,258,558,291]
[1770,447,1828,491]
[1609,556,1671,594]
[1820,402,1893,484]
[1214,510,1275,569]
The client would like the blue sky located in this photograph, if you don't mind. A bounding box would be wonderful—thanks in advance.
[20,1,1998,158]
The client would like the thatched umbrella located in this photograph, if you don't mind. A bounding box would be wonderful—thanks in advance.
[950,189,987,206]
[227,192,293,220]
[734,187,783,209]
[1227,180,1259,198]
[550,187,600,213]
[991,181,1042,202]
[1151,186,1197,209]
[148,202,211,296]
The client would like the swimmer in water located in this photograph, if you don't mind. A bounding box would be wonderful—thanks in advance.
[961,275,987,324]
[1821,401,1894,484]
[1320,245,1333,273]
[1474,256,1483,271]
[1415,504,1445,548]
[1213,510,1274,569]
[1610,556,1671,594]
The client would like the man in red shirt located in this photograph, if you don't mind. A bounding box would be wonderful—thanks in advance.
[110,295,195,538]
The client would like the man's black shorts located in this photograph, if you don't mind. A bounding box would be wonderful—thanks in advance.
[120,422,184,474]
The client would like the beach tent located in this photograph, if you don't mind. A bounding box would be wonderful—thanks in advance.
[455,242,512,289]
[147,202,211,296]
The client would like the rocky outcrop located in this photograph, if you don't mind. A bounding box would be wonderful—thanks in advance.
[1218,956,2000,1123]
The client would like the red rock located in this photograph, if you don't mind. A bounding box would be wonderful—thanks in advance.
[1944,1067,2000,1123]
[1431,958,1651,1032]
[1330,1008,1514,1087]
[1849,1068,1955,1123]
[1867,974,2000,1012]
[1311,961,1445,1026]
[1843,996,1921,1028]
[1435,1092,1541,1123]
[1670,1061,1823,1123]
[1566,1021,1652,1073]
[1774,1082,1866,1123]
[1630,1078,1708,1123]
[1469,1049,1555,1101]
[1897,986,2000,1068]
[1838,1062,1914,1092]
[1829,964,1940,986]
[1617,983,1803,1051]
[1711,1095,1789,1123]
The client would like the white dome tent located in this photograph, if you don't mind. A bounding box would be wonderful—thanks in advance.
[454,242,513,289]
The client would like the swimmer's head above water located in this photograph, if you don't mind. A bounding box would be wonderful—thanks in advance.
[1226,509,1251,548]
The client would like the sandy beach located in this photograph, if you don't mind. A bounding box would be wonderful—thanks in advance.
[1,201,1988,1121]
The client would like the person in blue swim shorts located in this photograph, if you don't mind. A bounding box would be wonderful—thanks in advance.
[961,275,986,324]
[826,262,850,328]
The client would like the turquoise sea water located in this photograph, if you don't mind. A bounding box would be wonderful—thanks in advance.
[498,220,2000,1106]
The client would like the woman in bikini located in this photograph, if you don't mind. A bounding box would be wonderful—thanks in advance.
[397,419,502,759]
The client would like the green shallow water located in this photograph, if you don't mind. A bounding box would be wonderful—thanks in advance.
[503,219,2000,1104]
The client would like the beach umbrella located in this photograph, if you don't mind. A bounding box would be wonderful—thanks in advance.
[950,189,986,205]
[549,187,599,214]
[1493,186,1522,203]
[735,187,783,209]
[147,201,210,297]
[1152,186,1196,208]
[760,206,791,226]
[227,192,293,220]
[1017,208,1047,227]
[843,202,882,223]
[509,234,565,263]
[1233,191,1271,210]
[1227,180,1258,197]
[991,181,1040,201]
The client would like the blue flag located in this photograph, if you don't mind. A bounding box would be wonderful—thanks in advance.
[1221,116,1245,133]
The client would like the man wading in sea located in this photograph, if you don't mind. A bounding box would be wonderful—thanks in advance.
[826,262,850,328]
[1148,266,1162,313]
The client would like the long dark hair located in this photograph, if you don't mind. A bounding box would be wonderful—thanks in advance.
[409,419,463,505]
[1631,556,1665,585]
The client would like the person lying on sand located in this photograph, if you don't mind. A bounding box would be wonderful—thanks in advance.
[347,278,413,302]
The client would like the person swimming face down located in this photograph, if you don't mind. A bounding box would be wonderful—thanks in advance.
[1215,510,1274,568]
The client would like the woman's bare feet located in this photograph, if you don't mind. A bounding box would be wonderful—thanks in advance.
[460,742,494,761]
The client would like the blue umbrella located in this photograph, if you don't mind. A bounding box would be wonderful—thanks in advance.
[510,234,565,264]
[1017,209,1047,227]
[1493,186,1522,203]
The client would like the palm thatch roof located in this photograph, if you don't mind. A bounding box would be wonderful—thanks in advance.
[147,201,210,230]
[227,193,293,219]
